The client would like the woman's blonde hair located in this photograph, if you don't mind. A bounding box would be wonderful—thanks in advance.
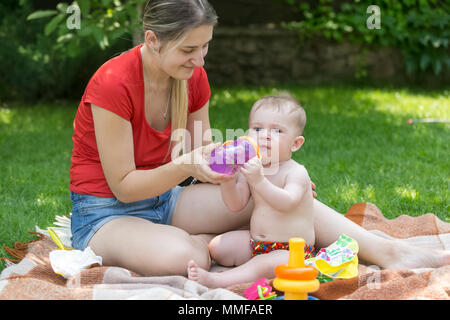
[142,0,217,156]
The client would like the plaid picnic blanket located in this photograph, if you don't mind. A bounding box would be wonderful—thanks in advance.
[1,203,449,300]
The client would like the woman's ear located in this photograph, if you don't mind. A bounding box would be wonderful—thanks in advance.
[144,30,160,52]
[291,136,305,152]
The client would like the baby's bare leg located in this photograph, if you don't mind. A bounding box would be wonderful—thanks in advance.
[208,230,252,267]
[188,250,288,288]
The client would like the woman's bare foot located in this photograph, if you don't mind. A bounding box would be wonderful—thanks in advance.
[384,241,450,270]
[187,260,219,288]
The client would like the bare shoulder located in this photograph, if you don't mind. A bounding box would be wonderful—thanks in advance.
[286,159,308,174]
[285,160,311,185]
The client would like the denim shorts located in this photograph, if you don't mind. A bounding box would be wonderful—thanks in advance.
[70,186,183,250]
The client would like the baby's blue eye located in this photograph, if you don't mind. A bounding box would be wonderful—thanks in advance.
[271,128,281,133]
[253,127,261,132]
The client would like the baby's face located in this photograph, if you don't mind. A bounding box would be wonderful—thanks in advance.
[248,108,300,165]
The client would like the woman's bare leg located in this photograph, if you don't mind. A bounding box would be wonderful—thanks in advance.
[88,216,210,276]
[87,183,250,277]
[313,200,450,269]
[313,200,390,266]
[170,183,253,235]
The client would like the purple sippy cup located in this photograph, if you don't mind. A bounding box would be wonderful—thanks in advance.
[209,136,261,175]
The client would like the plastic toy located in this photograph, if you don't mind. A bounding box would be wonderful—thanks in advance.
[273,238,320,300]
[273,295,319,300]
[304,234,359,282]
[48,228,71,251]
[244,278,277,300]
[209,136,261,175]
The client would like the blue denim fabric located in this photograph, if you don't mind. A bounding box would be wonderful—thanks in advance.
[70,186,183,250]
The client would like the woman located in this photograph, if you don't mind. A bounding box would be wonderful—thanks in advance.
[70,0,449,277]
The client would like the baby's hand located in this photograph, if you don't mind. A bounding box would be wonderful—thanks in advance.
[240,157,264,186]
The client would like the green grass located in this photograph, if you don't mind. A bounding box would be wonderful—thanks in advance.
[1,85,449,270]
[0,102,76,270]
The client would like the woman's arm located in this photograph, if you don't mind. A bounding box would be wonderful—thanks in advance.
[91,104,229,203]
[186,101,253,211]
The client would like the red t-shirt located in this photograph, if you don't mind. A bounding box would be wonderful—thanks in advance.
[70,44,211,197]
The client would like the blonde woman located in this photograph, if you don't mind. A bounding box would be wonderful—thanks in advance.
[69,0,449,278]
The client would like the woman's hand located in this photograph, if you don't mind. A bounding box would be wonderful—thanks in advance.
[175,142,234,185]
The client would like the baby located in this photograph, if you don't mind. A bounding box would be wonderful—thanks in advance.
[188,94,317,288]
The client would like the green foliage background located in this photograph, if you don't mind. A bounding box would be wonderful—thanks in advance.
[0,0,139,102]
[0,0,448,102]
[282,0,449,76]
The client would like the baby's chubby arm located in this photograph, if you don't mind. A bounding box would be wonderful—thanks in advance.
[241,158,310,212]
[220,172,251,212]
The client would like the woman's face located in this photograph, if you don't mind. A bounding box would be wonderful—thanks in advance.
[160,24,214,80]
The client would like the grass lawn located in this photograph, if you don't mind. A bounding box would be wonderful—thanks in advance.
[0,85,449,270]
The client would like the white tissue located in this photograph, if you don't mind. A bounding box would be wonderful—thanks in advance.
[49,247,102,279]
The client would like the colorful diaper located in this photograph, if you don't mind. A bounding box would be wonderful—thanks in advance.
[250,239,315,260]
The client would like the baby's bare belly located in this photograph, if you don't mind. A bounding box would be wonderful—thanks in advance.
[250,204,315,245]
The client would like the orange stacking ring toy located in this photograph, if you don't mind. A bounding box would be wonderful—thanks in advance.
[273,238,320,300]
[274,264,318,281]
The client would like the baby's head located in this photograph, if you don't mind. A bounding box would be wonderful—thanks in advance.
[249,94,306,135]
[248,94,306,164]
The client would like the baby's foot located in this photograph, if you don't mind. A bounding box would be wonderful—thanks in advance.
[187,260,218,288]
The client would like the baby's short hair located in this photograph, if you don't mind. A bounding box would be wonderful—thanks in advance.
[249,93,306,135]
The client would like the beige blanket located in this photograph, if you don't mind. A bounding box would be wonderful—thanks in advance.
[1,203,449,300]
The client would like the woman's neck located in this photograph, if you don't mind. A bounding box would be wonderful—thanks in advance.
[141,45,171,92]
